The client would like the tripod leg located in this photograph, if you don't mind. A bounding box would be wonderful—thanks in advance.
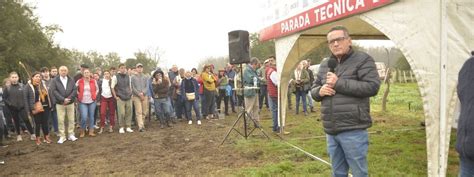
[220,112,244,145]
[244,111,271,140]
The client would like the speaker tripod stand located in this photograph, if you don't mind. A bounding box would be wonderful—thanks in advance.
[220,64,270,145]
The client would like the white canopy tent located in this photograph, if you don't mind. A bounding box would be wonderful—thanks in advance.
[260,0,473,176]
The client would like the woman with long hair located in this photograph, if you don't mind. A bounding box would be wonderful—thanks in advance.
[98,70,115,133]
[76,69,99,137]
[216,70,229,116]
[290,61,310,116]
[25,72,52,145]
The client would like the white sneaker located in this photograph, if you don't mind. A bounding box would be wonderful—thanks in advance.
[30,134,36,141]
[188,120,192,125]
[119,128,125,134]
[126,128,134,133]
[68,135,78,142]
[17,135,23,142]
[197,120,201,125]
[57,137,67,144]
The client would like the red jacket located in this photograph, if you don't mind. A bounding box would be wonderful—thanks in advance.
[77,78,97,102]
[266,66,278,98]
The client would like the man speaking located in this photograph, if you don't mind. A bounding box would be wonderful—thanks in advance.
[311,26,381,177]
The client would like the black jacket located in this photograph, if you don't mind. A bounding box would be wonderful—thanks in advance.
[49,75,76,105]
[456,53,474,160]
[25,82,52,113]
[3,83,27,110]
[311,49,381,135]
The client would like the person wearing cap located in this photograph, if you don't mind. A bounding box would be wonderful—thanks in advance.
[131,63,149,132]
[111,63,134,134]
[150,69,173,128]
[265,56,284,133]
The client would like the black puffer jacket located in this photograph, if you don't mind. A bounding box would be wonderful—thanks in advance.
[456,52,474,160]
[3,83,27,110]
[311,49,381,135]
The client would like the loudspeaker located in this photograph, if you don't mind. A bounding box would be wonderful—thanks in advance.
[228,30,250,64]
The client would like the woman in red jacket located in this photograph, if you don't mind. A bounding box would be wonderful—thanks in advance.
[76,69,99,137]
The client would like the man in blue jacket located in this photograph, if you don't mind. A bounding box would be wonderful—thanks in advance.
[456,51,474,177]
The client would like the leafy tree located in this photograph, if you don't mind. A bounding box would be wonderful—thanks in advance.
[250,33,275,62]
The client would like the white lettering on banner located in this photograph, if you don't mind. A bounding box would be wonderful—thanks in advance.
[259,0,395,41]
[280,13,311,34]
[314,0,366,23]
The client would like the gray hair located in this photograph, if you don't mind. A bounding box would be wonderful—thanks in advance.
[328,25,350,37]
[250,57,260,65]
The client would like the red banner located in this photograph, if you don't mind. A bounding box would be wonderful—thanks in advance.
[259,0,396,41]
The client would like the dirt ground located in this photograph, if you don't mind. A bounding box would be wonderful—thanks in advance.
[0,115,268,176]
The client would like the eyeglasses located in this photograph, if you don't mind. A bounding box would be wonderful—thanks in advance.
[328,36,347,45]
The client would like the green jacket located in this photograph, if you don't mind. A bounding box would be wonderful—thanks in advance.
[290,69,310,93]
[243,65,259,97]
[257,66,267,86]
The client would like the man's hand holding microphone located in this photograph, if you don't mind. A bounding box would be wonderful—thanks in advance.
[319,58,338,97]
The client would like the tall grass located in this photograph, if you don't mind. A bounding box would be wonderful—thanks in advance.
[226,83,459,176]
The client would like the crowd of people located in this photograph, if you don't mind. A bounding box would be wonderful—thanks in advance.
[0,56,297,148]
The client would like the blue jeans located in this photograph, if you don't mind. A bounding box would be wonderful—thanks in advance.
[268,96,278,132]
[79,102,97,129]
[327,129,369,177]
[460,156,474,177]
[306,92,314,109]
[154,98,171,124]
[175,97,186,119]
[295,89,307,113]
[259,85,268,110]
[185,99,201,121]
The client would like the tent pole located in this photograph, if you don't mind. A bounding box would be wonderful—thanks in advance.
[438,0,448,176]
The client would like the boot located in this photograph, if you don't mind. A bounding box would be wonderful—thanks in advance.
[98,127,104,134]
[80,129,85,138]
[44,135,52,144]
[35,137,42,145]
[89,129,96,137]
[108,126,114,133]
[166,120,172,127]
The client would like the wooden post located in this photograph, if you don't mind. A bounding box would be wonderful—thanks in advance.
[410,71,415,82]
[403,71,408,83]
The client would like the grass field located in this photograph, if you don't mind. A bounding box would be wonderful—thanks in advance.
[224,83,460,176]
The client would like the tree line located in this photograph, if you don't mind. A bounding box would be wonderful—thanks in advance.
[0,0,161,81]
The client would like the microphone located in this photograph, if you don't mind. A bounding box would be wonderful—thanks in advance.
[328,58,337,73]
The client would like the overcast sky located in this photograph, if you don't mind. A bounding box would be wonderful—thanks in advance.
[26,0,264,70]
[25,0,394,70]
